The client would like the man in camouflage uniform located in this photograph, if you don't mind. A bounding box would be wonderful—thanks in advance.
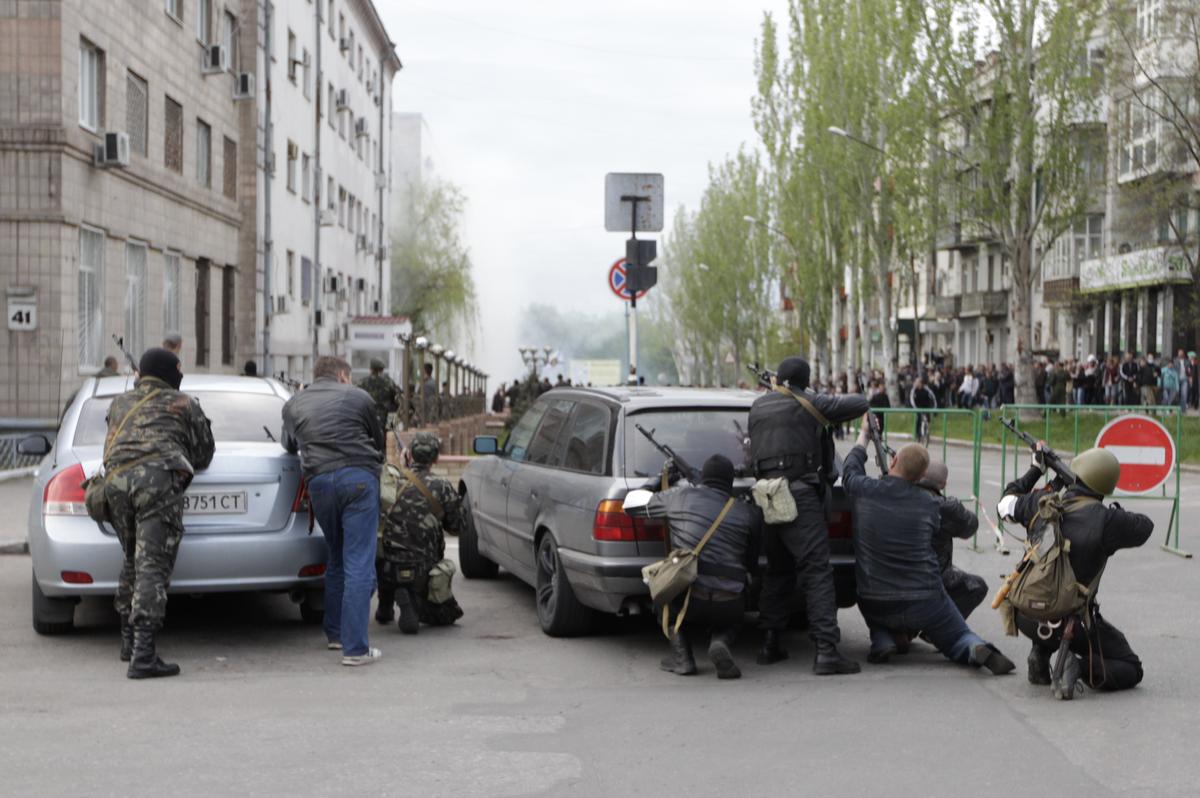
[358,358,400,432]
[103,347,214,679]
[377,432,464,633]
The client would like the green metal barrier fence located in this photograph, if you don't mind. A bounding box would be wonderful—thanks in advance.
[997,404,1188,559]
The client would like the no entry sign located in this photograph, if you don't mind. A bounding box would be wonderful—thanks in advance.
[1094,414,1176,494]
[608,258,646,301]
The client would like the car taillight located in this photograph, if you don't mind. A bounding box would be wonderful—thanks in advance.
[298,563,326,578]
[291,479,309,513]
[44,463,88,516]
[593,499,665,542]
[61,571,93,584]
[827,510,853,539]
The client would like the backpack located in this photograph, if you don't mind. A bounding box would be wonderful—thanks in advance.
[997,491,1103,636]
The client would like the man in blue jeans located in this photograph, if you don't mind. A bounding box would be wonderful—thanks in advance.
[283,356,385,666]
[843,418,1014,675]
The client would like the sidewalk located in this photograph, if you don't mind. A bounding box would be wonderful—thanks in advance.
[0,476,32,554]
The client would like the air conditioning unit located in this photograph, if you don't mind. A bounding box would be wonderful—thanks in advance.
[274,295,289,314]
[319,208,335,226]
[93,131,130,168]
[336,89,350,111]
[374,171,387,190]
[202,44,227,74]
[355,278,366,291]
[233,72,255,100]
[339,36,351,53]
[354,117,368,138]
[287,141,299,161]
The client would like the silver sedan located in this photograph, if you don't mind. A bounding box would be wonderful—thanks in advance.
[21,374,327,634]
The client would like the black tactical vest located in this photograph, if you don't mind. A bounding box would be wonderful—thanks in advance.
[747,390,824,480]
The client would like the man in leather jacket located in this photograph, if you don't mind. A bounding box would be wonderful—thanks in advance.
[916,462,987,621]
[998,445,1153,699]
[748,356,867,675]
[624,455,761,679]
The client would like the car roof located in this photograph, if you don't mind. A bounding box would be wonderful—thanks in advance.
[545,385,759,409]
[91,374,288,398]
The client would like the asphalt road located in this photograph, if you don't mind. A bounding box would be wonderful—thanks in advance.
[2,444,1200,796]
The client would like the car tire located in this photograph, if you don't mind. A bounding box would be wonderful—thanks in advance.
[299,590,324,624]
[535,534,593,637]
[31,572,76,636]
[458,491,498,579]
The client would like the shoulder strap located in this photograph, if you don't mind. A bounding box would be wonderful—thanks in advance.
[104,389,162,460]
[692,498,736,556]
[774,386,831,428]
[400,465,444,521]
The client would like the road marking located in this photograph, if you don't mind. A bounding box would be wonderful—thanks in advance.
[1103,445,1167,466]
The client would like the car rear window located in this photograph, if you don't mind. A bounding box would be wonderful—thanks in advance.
[73,392,285,446]
[625,408,752,478]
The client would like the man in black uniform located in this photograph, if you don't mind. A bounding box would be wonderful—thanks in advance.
[748,356,867,674]
[998,446,1153,699]
[916,462,987,621]
[624,455,761,679]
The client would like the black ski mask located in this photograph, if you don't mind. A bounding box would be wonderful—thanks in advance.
[776,357,811,390]
[138,347,183,390]
[700,454,735,495]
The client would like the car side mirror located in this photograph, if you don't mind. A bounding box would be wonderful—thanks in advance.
[17,434,51,457]
[473,435,499,455]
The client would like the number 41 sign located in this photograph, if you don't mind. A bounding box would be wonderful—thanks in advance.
[7,287,37,331]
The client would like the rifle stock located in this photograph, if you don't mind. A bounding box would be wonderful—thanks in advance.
[746,363,775,390]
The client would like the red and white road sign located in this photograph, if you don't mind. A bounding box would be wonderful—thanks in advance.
[608,258,647,301]
[1094,414,1176,494]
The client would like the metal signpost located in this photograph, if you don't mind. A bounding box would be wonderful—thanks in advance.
[605,173,663,384]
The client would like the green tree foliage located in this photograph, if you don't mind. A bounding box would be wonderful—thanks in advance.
[390,177,479,348]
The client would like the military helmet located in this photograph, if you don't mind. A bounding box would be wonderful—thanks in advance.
[1071,447,1120,496]
[409,432,441,464]
[369,357,386,371]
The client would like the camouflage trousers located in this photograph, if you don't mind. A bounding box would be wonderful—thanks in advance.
[377,559,463,626]
[104,466,186,627]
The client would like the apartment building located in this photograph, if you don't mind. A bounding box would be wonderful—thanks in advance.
[0,0,399,419]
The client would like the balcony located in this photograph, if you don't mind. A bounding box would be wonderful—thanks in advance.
[1043,277,1080,306]
[933,295,961,318]
[1079,246,1191,293]
[960,290,1008,317]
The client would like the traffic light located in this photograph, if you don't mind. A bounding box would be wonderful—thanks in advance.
[625,239,658,293]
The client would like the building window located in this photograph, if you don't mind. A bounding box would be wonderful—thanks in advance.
[301,256,313,305]
[338,186,346,226]
[301,153,311,202]
[197,0,212,43]
[79,38,103,131]
[163,252,181,337]
[286,140,297,193]
[222,11,237,71]
[124,242,147,357]
[126,71,148,156]
[329,1,336,40]
[223,136,237,199]
[221,266,234,366]
[302,48,312,99]
[195,259,210,367]
[357,45,363,80]
[196,119,211,187]
[286,250,296,298]
[78,228,105,371]
[164,95,183,173]
[165,0,182,22]
[287,30,298,83]
[327,176,335,210]
[1136,0,1161,41]
[328,83,336,129]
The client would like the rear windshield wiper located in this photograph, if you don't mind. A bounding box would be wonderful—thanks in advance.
[263,425,277,442]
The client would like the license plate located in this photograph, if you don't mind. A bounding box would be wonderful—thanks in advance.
[183,491,248,514]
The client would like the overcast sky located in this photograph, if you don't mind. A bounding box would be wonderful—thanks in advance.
[379,0,789,384]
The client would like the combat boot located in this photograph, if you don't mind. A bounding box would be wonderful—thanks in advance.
[375,584,395,625]
[119,614,134,663]
[708,632,741,680]
[1027,645,1052,685]
[1051,651,1083,701]
[127,625,181,679]
[813,642,861,675]
[396,588,420,635]
[660,631,697,676]
[756,629,789,665]
[972,643,1016,676]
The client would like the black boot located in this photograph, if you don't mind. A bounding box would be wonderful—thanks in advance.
[659,631,697,676]
[813,642,861,675]
[374,589,395,625]
[1051,650,1083,701]
[396,588,420,635]
[119,614,134,663]
[127,625,181,679]
[973,643,1016,675]
[708,632,741,680]
[757,629,789,665]
[1027,645,1052,685]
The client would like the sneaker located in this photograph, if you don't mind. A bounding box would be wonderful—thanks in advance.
[341,647,382,667]
[326,641,342,651]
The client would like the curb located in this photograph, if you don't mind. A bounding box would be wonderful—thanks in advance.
[0,539,29,555]
[0,467,36,483]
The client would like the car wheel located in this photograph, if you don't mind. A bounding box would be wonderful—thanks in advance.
[458,491,498,579]
[299,589,324,625]
[31,572,76,636]
[534,534,593,637]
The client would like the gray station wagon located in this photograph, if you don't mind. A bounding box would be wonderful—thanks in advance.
[457,386,855,636]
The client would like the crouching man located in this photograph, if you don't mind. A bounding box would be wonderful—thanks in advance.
[916,462,988,622]
[624,455,762,679]
[845,417,1014,675]
[377,433,464,634]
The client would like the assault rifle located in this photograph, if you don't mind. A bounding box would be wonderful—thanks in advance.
[634,423,701,485]
[1000,418,1077,487]
[112,334,138,373]
[865,412,893,476]
[747,363,776,390]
